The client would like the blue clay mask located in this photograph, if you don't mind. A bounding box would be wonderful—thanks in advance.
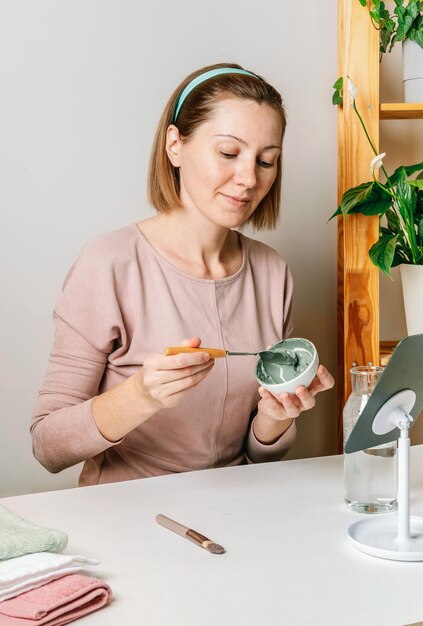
[256,338,315,385]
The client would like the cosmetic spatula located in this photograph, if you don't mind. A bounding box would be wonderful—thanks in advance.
[164,346,298,366]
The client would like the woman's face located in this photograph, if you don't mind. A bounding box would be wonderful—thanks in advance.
[166,98,283,229]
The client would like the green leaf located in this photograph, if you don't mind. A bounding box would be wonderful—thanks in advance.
[393,166,408,184]
[340,181,392,216]
[385,207,401,232]
[395,181,417,229]
[395,1,405,17]
[358,0,367,6]
[389,161,423,185]
[332,76,343,106]
[409,1,419,20]
[392,249,410,267]
[340,182,372,214]
[329,205,342,220]
[381,226,392,236]
[405,13,414,31]
[381,27,392,51]
[394,27,406,42]
[341,182,374,214]
[369,235,398,277]
[370,9,381,23]
[418,216,423,240]
[409,179,423,189]
[397,180,417,208]
[385,18,395,32]
[415,29,423,48]
[395,14,414,41]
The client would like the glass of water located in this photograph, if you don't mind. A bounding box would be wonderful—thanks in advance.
[343,365,397,513]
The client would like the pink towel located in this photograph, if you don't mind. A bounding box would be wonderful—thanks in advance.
[0,574,112,625]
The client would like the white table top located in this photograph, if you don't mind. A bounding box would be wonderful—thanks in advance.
[3,448,423,626]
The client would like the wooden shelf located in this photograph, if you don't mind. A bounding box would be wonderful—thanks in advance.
[379,340,400,366]
[380,103,423,120]
[337,2,421,450]
[337,0,380,430]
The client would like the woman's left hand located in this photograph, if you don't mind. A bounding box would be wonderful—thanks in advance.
[257,364,335,421]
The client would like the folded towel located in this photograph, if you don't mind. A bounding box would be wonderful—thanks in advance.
[0,506,68,561]
[0,553,99,602]
[0,573,112,625]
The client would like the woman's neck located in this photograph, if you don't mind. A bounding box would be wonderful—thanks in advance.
[137,212,242,280]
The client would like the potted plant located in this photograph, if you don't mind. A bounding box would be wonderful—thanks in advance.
[358,0,423,101]
[331,77,423,334]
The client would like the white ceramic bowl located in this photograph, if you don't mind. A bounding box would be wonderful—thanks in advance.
[256,338,319,395]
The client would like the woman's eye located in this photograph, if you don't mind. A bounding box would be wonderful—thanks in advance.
[220,152,236,159]
[257,160,273,168]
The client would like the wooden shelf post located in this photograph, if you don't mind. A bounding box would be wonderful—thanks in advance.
[337,0,380,450]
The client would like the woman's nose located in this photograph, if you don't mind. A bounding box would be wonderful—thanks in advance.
[234,160,257,188]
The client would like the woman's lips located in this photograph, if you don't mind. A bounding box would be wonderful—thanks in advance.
[221,193,251,208]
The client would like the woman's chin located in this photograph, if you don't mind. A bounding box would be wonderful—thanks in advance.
[214,206,255,229]
[216,215,249,229]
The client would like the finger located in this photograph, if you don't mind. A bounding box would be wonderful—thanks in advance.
[258,387,282,409]
[165,369,214,405]
[274,391,301,409]
[278,392,301,418]
[294,386,316,411]
[161,361,214,395]
[180,337,201,348]
[258,388,289,420]
[318,365,335,389]
[146,360,215,385]
[158,351,212,370]
[308,365,335,396]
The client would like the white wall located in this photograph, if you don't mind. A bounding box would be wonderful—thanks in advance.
[0,0,338,496]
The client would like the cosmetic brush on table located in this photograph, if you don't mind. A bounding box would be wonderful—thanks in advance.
[164,346,298,366]
[156,514,225,554]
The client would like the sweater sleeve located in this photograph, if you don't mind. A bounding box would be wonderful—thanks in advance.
[246,420,297,463]
[31,239,125,473]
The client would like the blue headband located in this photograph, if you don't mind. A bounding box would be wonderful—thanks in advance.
[173,68,259,122]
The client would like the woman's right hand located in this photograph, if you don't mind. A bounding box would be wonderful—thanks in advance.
[92,337,214,443]
[137,337,215,412]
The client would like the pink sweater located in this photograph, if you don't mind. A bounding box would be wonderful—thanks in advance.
[31,224,296,486]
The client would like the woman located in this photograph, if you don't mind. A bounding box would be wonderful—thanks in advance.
[31,63,334,486]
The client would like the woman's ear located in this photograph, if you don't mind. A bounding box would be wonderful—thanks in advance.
[165,125,182,167]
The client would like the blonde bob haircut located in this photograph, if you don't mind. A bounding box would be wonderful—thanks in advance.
[148,62,287,231]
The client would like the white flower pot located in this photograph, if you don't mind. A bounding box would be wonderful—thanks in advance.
[400,264,423,335]
[403,40,423,103]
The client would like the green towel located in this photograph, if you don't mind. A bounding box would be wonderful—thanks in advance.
[0,505,68,560]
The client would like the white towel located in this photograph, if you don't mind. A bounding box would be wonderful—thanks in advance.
[0,552,99,602]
